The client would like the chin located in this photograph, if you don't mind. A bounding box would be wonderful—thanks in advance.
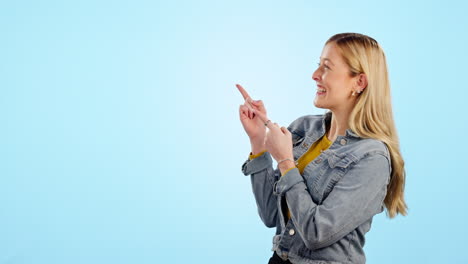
[313,100,327,109]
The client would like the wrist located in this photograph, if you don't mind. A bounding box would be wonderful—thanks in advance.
[278,159,296,175]
[250,140,266,155]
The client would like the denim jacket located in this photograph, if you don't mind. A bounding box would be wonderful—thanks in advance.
[241,111,391,264]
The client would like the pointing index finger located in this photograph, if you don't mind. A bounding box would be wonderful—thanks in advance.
[236,84,251,101]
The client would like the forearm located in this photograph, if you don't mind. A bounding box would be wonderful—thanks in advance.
[250,166,278,228]
[241,151,278,228]
[250,139,266,155]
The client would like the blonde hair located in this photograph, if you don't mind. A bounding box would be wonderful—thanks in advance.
[326,33,408,218]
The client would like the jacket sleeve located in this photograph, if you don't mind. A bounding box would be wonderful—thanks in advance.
[241,151,278,228]
[273,153,391,250]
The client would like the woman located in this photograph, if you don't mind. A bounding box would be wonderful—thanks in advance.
[237,33,407,264]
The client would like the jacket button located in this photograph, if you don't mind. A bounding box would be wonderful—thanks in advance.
[289,229,295,235]
[340,139,347,145]
[302,142,308,148]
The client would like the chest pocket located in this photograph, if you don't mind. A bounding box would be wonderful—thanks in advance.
[313,153,355,203]
[327,153,354,170]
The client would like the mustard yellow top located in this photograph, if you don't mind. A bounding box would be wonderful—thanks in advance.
[249,150,267,160]
[249,134,333,220]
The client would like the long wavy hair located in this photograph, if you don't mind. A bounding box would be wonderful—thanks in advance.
[326,33,408,218]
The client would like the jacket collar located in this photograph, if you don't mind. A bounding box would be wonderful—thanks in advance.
[320,111,360,138]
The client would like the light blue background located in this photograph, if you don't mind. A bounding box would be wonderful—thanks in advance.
[1,0,467,263]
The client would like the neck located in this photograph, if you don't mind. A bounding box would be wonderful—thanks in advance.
[327,109,352,142]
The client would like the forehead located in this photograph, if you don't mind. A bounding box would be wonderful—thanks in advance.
[320,42,344,65]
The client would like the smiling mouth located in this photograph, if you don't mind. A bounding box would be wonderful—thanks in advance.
[316,88,326,95]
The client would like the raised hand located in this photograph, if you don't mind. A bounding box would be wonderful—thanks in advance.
[237,84,268,148]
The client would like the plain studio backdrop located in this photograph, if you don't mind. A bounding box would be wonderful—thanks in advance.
[1,0,467,263]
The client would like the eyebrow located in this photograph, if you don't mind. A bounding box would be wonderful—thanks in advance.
[319,57,335,66]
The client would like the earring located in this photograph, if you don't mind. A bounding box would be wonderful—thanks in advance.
[352,90,362,96]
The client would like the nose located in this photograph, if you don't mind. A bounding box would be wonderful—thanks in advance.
[312,67,321,82]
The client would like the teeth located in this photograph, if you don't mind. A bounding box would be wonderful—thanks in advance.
[317,89,326,92]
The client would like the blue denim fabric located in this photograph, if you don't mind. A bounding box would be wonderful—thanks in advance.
[241,112,391,264]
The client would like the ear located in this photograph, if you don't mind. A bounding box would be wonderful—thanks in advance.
[354,73,368,92]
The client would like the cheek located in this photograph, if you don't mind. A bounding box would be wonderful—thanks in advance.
[323,72,339,85]
[327,86,349,101]
[327,77,349,94]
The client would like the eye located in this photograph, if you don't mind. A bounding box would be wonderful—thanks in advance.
[316,62,330,69]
